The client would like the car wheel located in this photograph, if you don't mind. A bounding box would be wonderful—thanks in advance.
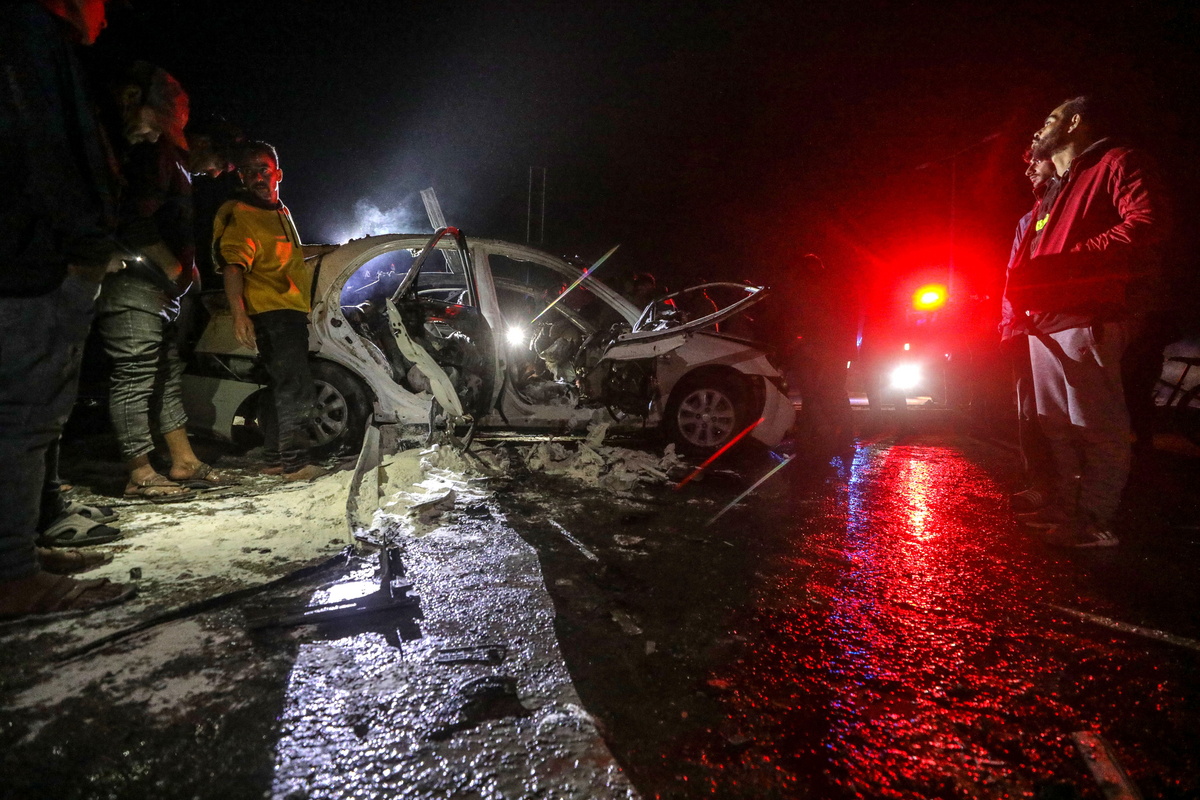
[664,372,749,456]
[307,360,372,459]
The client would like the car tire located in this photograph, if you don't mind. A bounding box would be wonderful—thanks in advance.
[307,360,372,459]
[664,371,750,457]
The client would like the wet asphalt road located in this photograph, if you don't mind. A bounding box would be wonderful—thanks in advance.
[504,419,1200,799]
[4,414,1199,799]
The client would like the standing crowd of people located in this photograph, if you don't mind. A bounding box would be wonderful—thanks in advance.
[1001,96,1170,548]
[1,0,326,621]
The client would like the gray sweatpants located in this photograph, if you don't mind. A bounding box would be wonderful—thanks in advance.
[1029,322,1131,527]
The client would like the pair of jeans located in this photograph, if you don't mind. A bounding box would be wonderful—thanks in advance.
[95,272,187,461]
[0,274,100,581]
[252,309,317,472]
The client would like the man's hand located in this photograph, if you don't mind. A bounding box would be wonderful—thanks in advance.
[232,309,256,350]
[223,264,256,349]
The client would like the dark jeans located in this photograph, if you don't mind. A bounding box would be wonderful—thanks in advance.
[252,310,317,472]
[0,274,100,580]
[96,272,186,460]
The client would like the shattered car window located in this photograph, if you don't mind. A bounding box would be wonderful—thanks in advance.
[340,249,415,307]
[339,247,467,309]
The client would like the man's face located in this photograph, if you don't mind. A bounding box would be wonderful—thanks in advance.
[118,84,159,144]
[187,134,227,177]
[1025,158,1056,191]
[237,153,282,203]
[1030,103,1072,160]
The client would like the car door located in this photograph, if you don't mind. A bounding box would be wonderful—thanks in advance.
[380,228,499,421]
[599,282,769,361]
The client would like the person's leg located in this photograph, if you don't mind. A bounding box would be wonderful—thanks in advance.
[1030,332,1080,518]
[97,287,167,474]
[253,311,318,473]
[1059,322,1132,529]
[0,273,132,614]
[38,438,68,530]
[1122,316,1170,459]
[806,355,844,455]
[1013,342,1054,494]
[145,310,223,481]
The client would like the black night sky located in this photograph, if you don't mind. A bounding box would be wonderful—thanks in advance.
[86,0,1200,323]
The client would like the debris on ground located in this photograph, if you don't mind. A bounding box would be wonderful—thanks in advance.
[368,444,510,539]
[520,423,686,494]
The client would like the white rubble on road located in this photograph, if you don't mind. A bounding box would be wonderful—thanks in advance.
[365,443,512,539]
[519,422,686,495]
[80,470,358,607]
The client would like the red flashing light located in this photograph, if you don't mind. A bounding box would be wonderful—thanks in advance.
[912,284,947,312]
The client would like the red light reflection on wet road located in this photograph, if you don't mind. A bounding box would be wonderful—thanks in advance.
[686,443,1198,798]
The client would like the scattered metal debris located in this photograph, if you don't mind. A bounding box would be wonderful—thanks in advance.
[611,609,642,636]
[248,546,418,628]
[549,519,600,562]
[1071,731,1144,800]
[1049,604,1200,653]
[705,454,796,526]
[52,548,355,661]
[435,644,508,665]
[345,420,382,540]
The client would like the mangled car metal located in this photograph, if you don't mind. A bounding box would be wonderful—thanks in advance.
[182,228,794,456]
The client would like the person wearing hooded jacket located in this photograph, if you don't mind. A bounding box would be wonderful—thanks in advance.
[95,63,236,502]
[1005,95,1170,548]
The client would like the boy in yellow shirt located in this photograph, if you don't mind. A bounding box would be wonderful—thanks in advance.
[214,142,325,481]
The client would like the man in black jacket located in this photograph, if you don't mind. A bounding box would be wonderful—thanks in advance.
[0,0,135,618]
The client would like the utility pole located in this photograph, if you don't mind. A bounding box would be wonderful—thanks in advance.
[526,167,547,245]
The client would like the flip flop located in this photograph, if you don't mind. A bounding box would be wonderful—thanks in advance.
[171,462,239,490]
[38,547,113,575]
[0,574,136,621]
[64,499,119,525]
[37,512,122,547]
[124,475,194,504]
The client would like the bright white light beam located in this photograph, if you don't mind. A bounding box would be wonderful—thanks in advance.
[530,244,619,325]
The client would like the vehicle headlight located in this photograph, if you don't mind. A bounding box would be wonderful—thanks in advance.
[890,363,921,391]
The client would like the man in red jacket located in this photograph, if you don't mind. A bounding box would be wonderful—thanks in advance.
[1005,96,1170,547]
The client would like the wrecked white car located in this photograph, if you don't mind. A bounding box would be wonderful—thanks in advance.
[182,228,794,457]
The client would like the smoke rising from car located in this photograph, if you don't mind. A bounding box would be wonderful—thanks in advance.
[332,197,425,243]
